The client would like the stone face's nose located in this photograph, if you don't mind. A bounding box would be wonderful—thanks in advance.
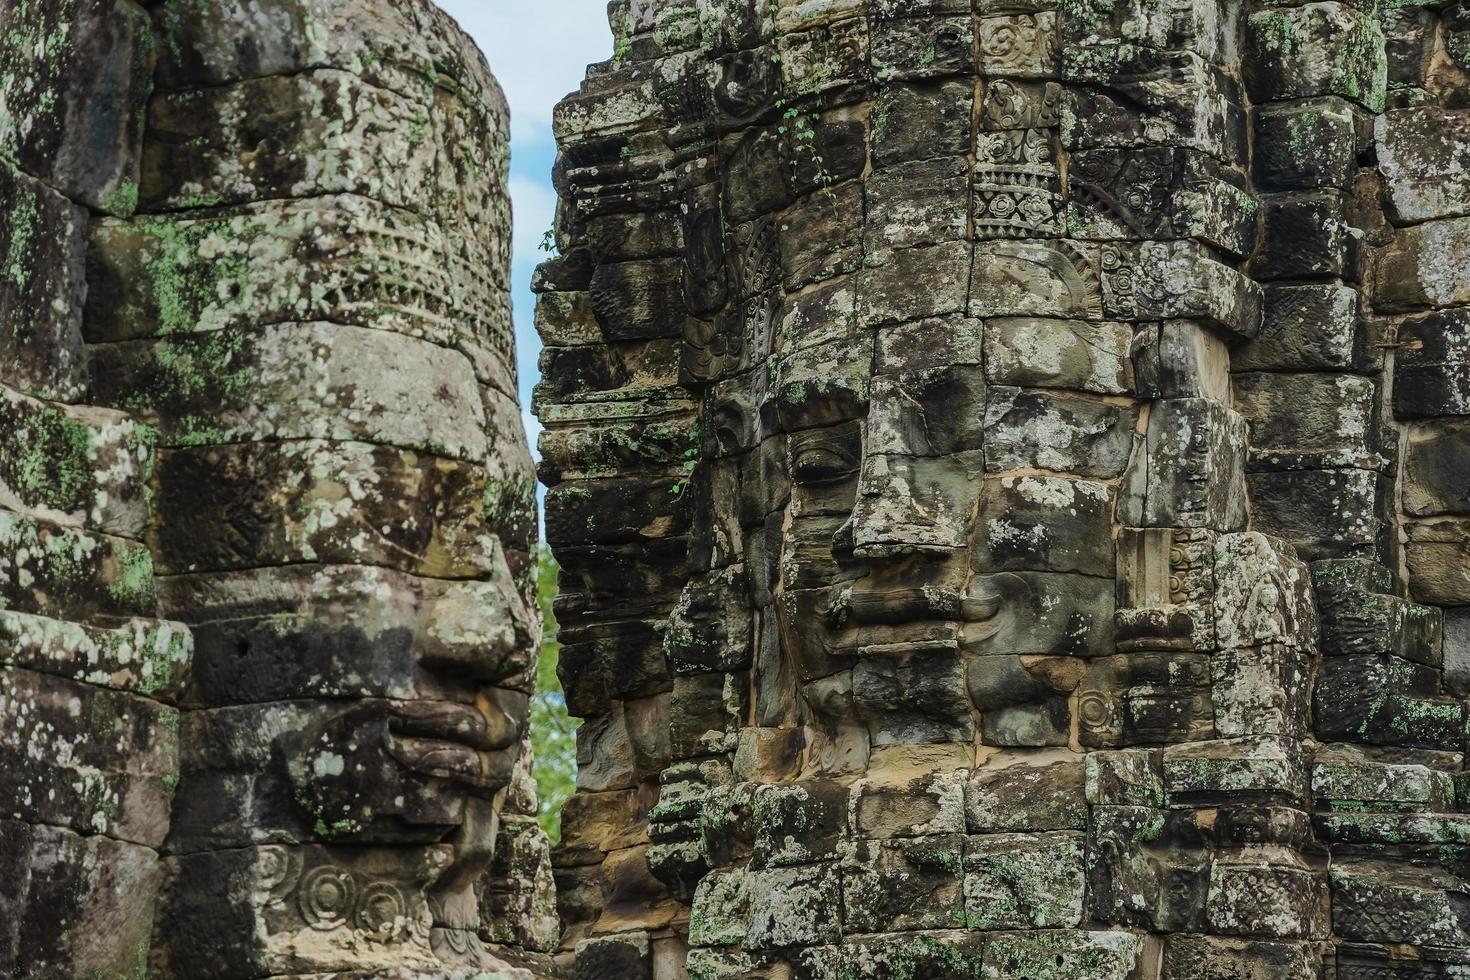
[851,363,988,558]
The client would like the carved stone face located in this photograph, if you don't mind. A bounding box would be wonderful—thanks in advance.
[676,222,1133,772]
[62,2,547,975]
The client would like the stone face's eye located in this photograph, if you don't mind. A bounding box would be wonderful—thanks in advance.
[791,424,860,483]
[794,445,857,483]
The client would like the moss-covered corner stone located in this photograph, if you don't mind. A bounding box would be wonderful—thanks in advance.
[0,0,153,213]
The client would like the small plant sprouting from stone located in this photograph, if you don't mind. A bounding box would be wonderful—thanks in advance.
[670,424,702,497]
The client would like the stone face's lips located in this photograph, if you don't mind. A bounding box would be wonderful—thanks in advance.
[384,698,515,796]
[389,699,497,750]
[849,586,1002,625]
[385,733,487,787]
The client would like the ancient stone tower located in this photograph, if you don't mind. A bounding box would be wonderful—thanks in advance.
[537,0,1470,978]
[0,1,554,977]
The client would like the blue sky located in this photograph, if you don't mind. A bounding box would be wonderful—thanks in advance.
[435,1,614,455]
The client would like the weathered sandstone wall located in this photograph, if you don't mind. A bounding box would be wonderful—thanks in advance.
[537,1,1470,978]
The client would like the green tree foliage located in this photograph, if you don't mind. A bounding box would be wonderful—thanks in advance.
[531,546,577,840]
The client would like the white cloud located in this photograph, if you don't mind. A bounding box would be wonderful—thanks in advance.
[435,0,615,144]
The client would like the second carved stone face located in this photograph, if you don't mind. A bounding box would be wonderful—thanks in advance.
[676,214,1133,771]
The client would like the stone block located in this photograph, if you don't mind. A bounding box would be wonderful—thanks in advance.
[859,242,971,328]
[865,368,988,457]
[1311,560,1441,667]
[158,842,457,977]
[974,476,1113,577]
[751,780,847,868]
[164,564,533,707]
[743,864,842,950]
[796,932,987,980]
[1408,519,1470,605]
[964,831,1085,929]
[970,240,1102,320]
[0,385,154,538]
[142,70,438,212]
[980,81,1062,132]
[982,387,1136,478]
[851,760,968,838]
[0,0,152,212]
[88,198,514,394]
[0,666,179,848]
[1060,0,1241,65]
[1315,652,1463,748]
[552,74,660,144]
[1405,421,1470,516]
[1447,607,1470,696]
[1252,98,1361,191]
[1066,147,1256,257]
[90,321,488,459]
[1132,322,1230,401]
[1115,527,1217,653]
[777,279,860,362]
[0,165,88,402]
[964,570,1116,659]
[1210,643,1312,738]
[554,789,646,869]
[1063,49,1246,161]
[980,930,1147,980]
[0,819,161,979]
[984,317,1133,394]
[966,754,1087,831]
[841,834,965,932]
[1105,241,1262,341]
[876,316,984,373]
[1374,216,1470,312]
[870,15,975,82]
[1162,935,1320,979]
[780,182,864,290]
[1243,3,1386,112]
[1395,308,1470,419]
[853,451,984,552]
[1378,107,1470,223]
[0,511,156,623]
[1248,469,1391,562]
[1235,282,1363,373]
[864,157,971,258]
[1078,652,1216,747]
[0,610,191,700]
[1252,192,1357,281]
[1332,860,1470,947]
[1235,373,1385,472]
[1206,858,1327,939]
[873,80,974,166]
[1313,751,1455,811]
[1119,398,1247,532]
[1086,750,1166,807]
[853,646,975,746]
[154,440,496,577]
[664,566,754,674]
[1163,736,1309,803]
[1088,805,1209,931]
